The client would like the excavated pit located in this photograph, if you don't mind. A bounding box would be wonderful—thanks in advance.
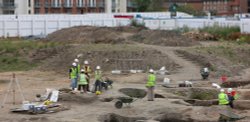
[118,88,147,98]
[221,81,250,88]
[155,113,194,122]
[99,113,146,122]
[164,88,219,106]
[58,93,97,104]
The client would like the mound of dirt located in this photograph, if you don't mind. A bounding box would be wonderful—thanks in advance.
[45,26,199,46]
[129,30,199,46]
[45,26,138,44]
[39,45,179,73]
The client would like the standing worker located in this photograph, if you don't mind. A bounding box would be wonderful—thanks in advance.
[78,69,89,93]
[83,60,92,91]
[74,59,81,81]
[146,69,156,101]
[218,89,229,106]
[94,66,102,94]
[69,62,78,90]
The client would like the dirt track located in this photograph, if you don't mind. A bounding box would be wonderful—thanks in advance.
[137,43,201,82]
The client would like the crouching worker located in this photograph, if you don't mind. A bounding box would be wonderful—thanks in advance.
[218,89,229,106]
[146,69,156,101]
[94,66,102,94]
[226,88,239,108]
[78,69,89,93]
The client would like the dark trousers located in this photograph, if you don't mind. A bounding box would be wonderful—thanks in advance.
[86,74,90,91]
[228,95,234,108]
[78,85,87,93]
[94,80,102,92]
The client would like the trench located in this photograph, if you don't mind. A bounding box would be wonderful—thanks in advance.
[221,81,250,88]
[155,113,194,122]
[99,113,146,122]
[118,88,147,98]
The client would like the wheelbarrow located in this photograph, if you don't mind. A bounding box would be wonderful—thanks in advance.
[115,96,139,109]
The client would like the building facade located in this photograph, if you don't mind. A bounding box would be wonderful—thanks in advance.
[0,0,136,14]
[165,0,248,16]
[248,0,250,12]
[0,0,34,14]
[33,0,136,14]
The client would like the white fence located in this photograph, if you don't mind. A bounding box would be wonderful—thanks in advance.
[144,18,243,30]
[0,12,249,38]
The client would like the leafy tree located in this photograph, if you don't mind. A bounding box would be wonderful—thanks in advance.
[147,0,165,11]
[133,0,151,12]
[176,5,206,16]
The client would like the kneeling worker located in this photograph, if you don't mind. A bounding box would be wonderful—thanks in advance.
[218,89,229,106]
[78,69,89,93]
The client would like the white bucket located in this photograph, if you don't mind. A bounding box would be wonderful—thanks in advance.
[163,78,170,84]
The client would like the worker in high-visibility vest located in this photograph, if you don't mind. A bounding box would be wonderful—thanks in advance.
[83,60,92,91]
[146,69,156,101]
[74,58,81,82]
[226,88,239,108]
[218,89,229,106]
[69,62,78,90]
[94,66,102,94]
[78,69,89,93]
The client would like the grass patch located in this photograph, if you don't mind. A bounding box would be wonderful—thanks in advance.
[0,39,60,72]
[190,89,218,100]
[193,43,250,66]
[199,25,240,40]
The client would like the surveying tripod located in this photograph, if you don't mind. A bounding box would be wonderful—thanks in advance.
[1,73,25,108]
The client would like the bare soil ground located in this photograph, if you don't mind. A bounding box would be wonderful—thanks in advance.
[45,26,199,46]
[0,26,250,122]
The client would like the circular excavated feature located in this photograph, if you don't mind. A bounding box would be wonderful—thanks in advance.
[221,81,250,88]
[189,88,218,100]
[119,88,147,98]
[99,113,146,122]
[58,93,97,104]
[155,113,194,122]
[164,88,220,106]
[165,88,218,100]
[155,94,165,98]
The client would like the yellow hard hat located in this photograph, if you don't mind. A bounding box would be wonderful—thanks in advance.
[96,91,101,95]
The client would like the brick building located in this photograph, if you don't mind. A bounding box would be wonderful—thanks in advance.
[165,0,248,16]
[34,0,137,14]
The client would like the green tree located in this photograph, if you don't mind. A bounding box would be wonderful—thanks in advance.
[148,0,165,11]
[133,0,151,12]
[176,5,206,16]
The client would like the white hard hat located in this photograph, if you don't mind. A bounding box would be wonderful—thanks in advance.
[84,60,89,65]
[72,62,77,67]
[96,66,101,70]
[220,89,225,93]
[227,88,233,93]
[74,59,79,63]
[80,69,84,72]
[149,69,154,73]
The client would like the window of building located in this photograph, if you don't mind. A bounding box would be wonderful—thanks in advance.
[34,9,40,14]
[3,10,15,14]
[28,0,31,7]
[28,10,31,14]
